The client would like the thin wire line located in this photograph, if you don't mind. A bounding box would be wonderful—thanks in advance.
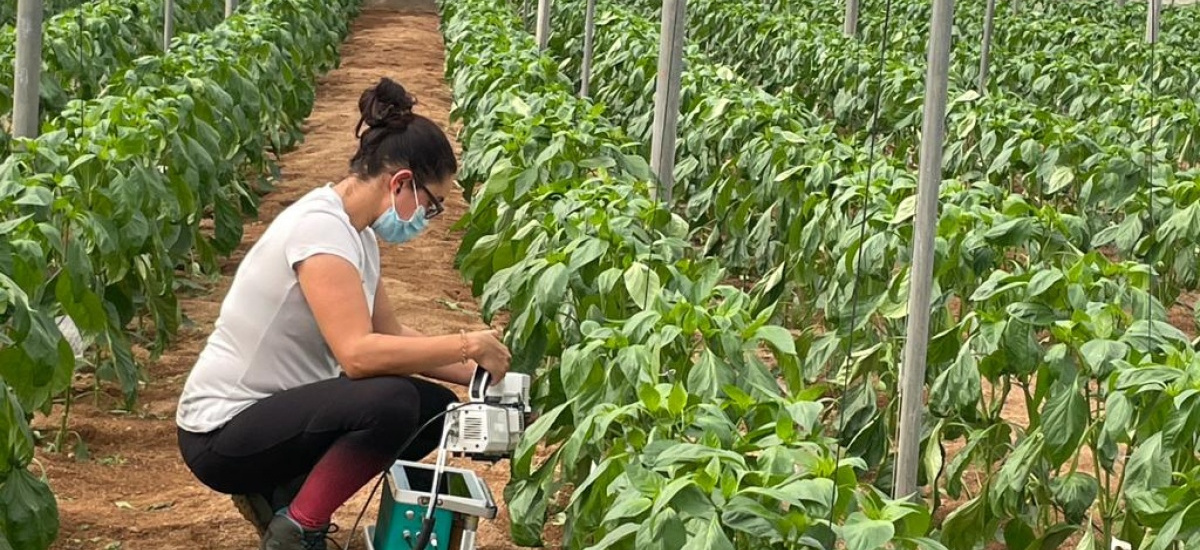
[826,0,896,532]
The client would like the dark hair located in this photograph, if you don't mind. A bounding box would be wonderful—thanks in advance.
[350,77,457,185]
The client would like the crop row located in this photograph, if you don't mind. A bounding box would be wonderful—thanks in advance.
[552,0,1199,309]
[544,0,1200,547]
[765,0,1200,108]
[0,0,84,26]
[680,0,1200,172]
[665,0,1200,298]
[0,0,225,153]
[440,0,951,548]
[0,0,360,546]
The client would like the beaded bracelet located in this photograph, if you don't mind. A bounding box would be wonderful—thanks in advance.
[460,329,469,365]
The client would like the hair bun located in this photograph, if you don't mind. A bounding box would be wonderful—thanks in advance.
[356,77,418,137]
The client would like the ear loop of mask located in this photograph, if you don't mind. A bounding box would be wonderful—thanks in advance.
[390,171,424,222]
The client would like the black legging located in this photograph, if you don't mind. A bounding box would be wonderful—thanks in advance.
[177,375,458,497]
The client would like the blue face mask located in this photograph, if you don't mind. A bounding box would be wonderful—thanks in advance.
[371,183,428,244]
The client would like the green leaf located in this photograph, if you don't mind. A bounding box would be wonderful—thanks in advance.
[1042,378,1088,467]
[580,518,638,550]
[930,348,981,418]
[639,383,662,413]
[1047,166,1075,194]
[651,477,696,519]
[970,270,1021,302]
[602,495,652,523]
[687,516,734,550]
[13,187,52,207]
[991,432,1044,517]
[720,495,784,542]
[941,495,989,550]
[753,325,796,355]
[598,267,623,295]
[0,381,35,476]
[1125,433,1171,497]
[924,420,945,491]
[1030,525,1078,550]
[0,467,58,549]
[1079,340,1126,377]
[536,262,569,315]
[687,348,732,400]
[512,401,570,477]
[840,512,894,550]
[569,238,608,270]
[891,195,917,224]
[1146,501,1199,550]
[1093,215,1140,252]
[984,218,1034,247]
[667,383,687,416]
[624,262,661,310]
[1049,473,1098,524]
[1026,270,1063,298]
[213,193,242,255]
[583,523,639,550]
[953,90,981,103]
[1122,320,1190,353]
[0,215,32,236]
[653,443,744,470]
[1004,519,1035,550]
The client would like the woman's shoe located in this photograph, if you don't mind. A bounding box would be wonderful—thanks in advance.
[260,511,338,550]
[232,474,308,536]
[231,493,274,536]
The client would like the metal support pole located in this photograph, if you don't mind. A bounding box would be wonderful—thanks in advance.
[1146,0,1160,43]
[894,0,954,502]
[225,0,237,17]
[459,516,479,550]
[164,0,175,51]
[844,0,860,37]
[580,0,597,98]
[978,0,996,94]
[13,0,44,140]
[535,0,551,50]
[649,0,685,203]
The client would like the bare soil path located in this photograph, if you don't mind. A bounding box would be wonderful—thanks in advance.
[36,2,526,548]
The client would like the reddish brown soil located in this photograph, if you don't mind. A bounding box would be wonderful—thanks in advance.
[33,3,533,549]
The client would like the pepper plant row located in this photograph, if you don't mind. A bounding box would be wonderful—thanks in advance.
[545,1,1200,547]
[704,0,1200,174]
[440,0,948,548]
[666,0,1200,296]
[0,0,86,26]
[764,0,1200,115]
[0,0,359,547]
[682,0,1200,171]
[552,0,1199,310]
[0,0,227,154]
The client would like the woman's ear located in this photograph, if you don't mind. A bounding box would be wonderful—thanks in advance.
[387,169,415,193]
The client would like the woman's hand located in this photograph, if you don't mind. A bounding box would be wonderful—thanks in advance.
[464,329,511,384]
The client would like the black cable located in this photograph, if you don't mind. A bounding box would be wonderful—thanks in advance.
[826,0,897,532]
[344,402,469,550]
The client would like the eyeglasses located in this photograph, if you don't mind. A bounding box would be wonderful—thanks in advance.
[413,180,445,220]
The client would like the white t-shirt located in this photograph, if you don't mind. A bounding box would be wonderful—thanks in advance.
[176,185,381,433]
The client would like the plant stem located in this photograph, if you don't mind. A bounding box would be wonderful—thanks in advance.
[1021,379,1037,432]
[55,386,73,454]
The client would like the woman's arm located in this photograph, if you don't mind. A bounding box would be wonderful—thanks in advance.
[371,282,477,386]
[296,254,509,380]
